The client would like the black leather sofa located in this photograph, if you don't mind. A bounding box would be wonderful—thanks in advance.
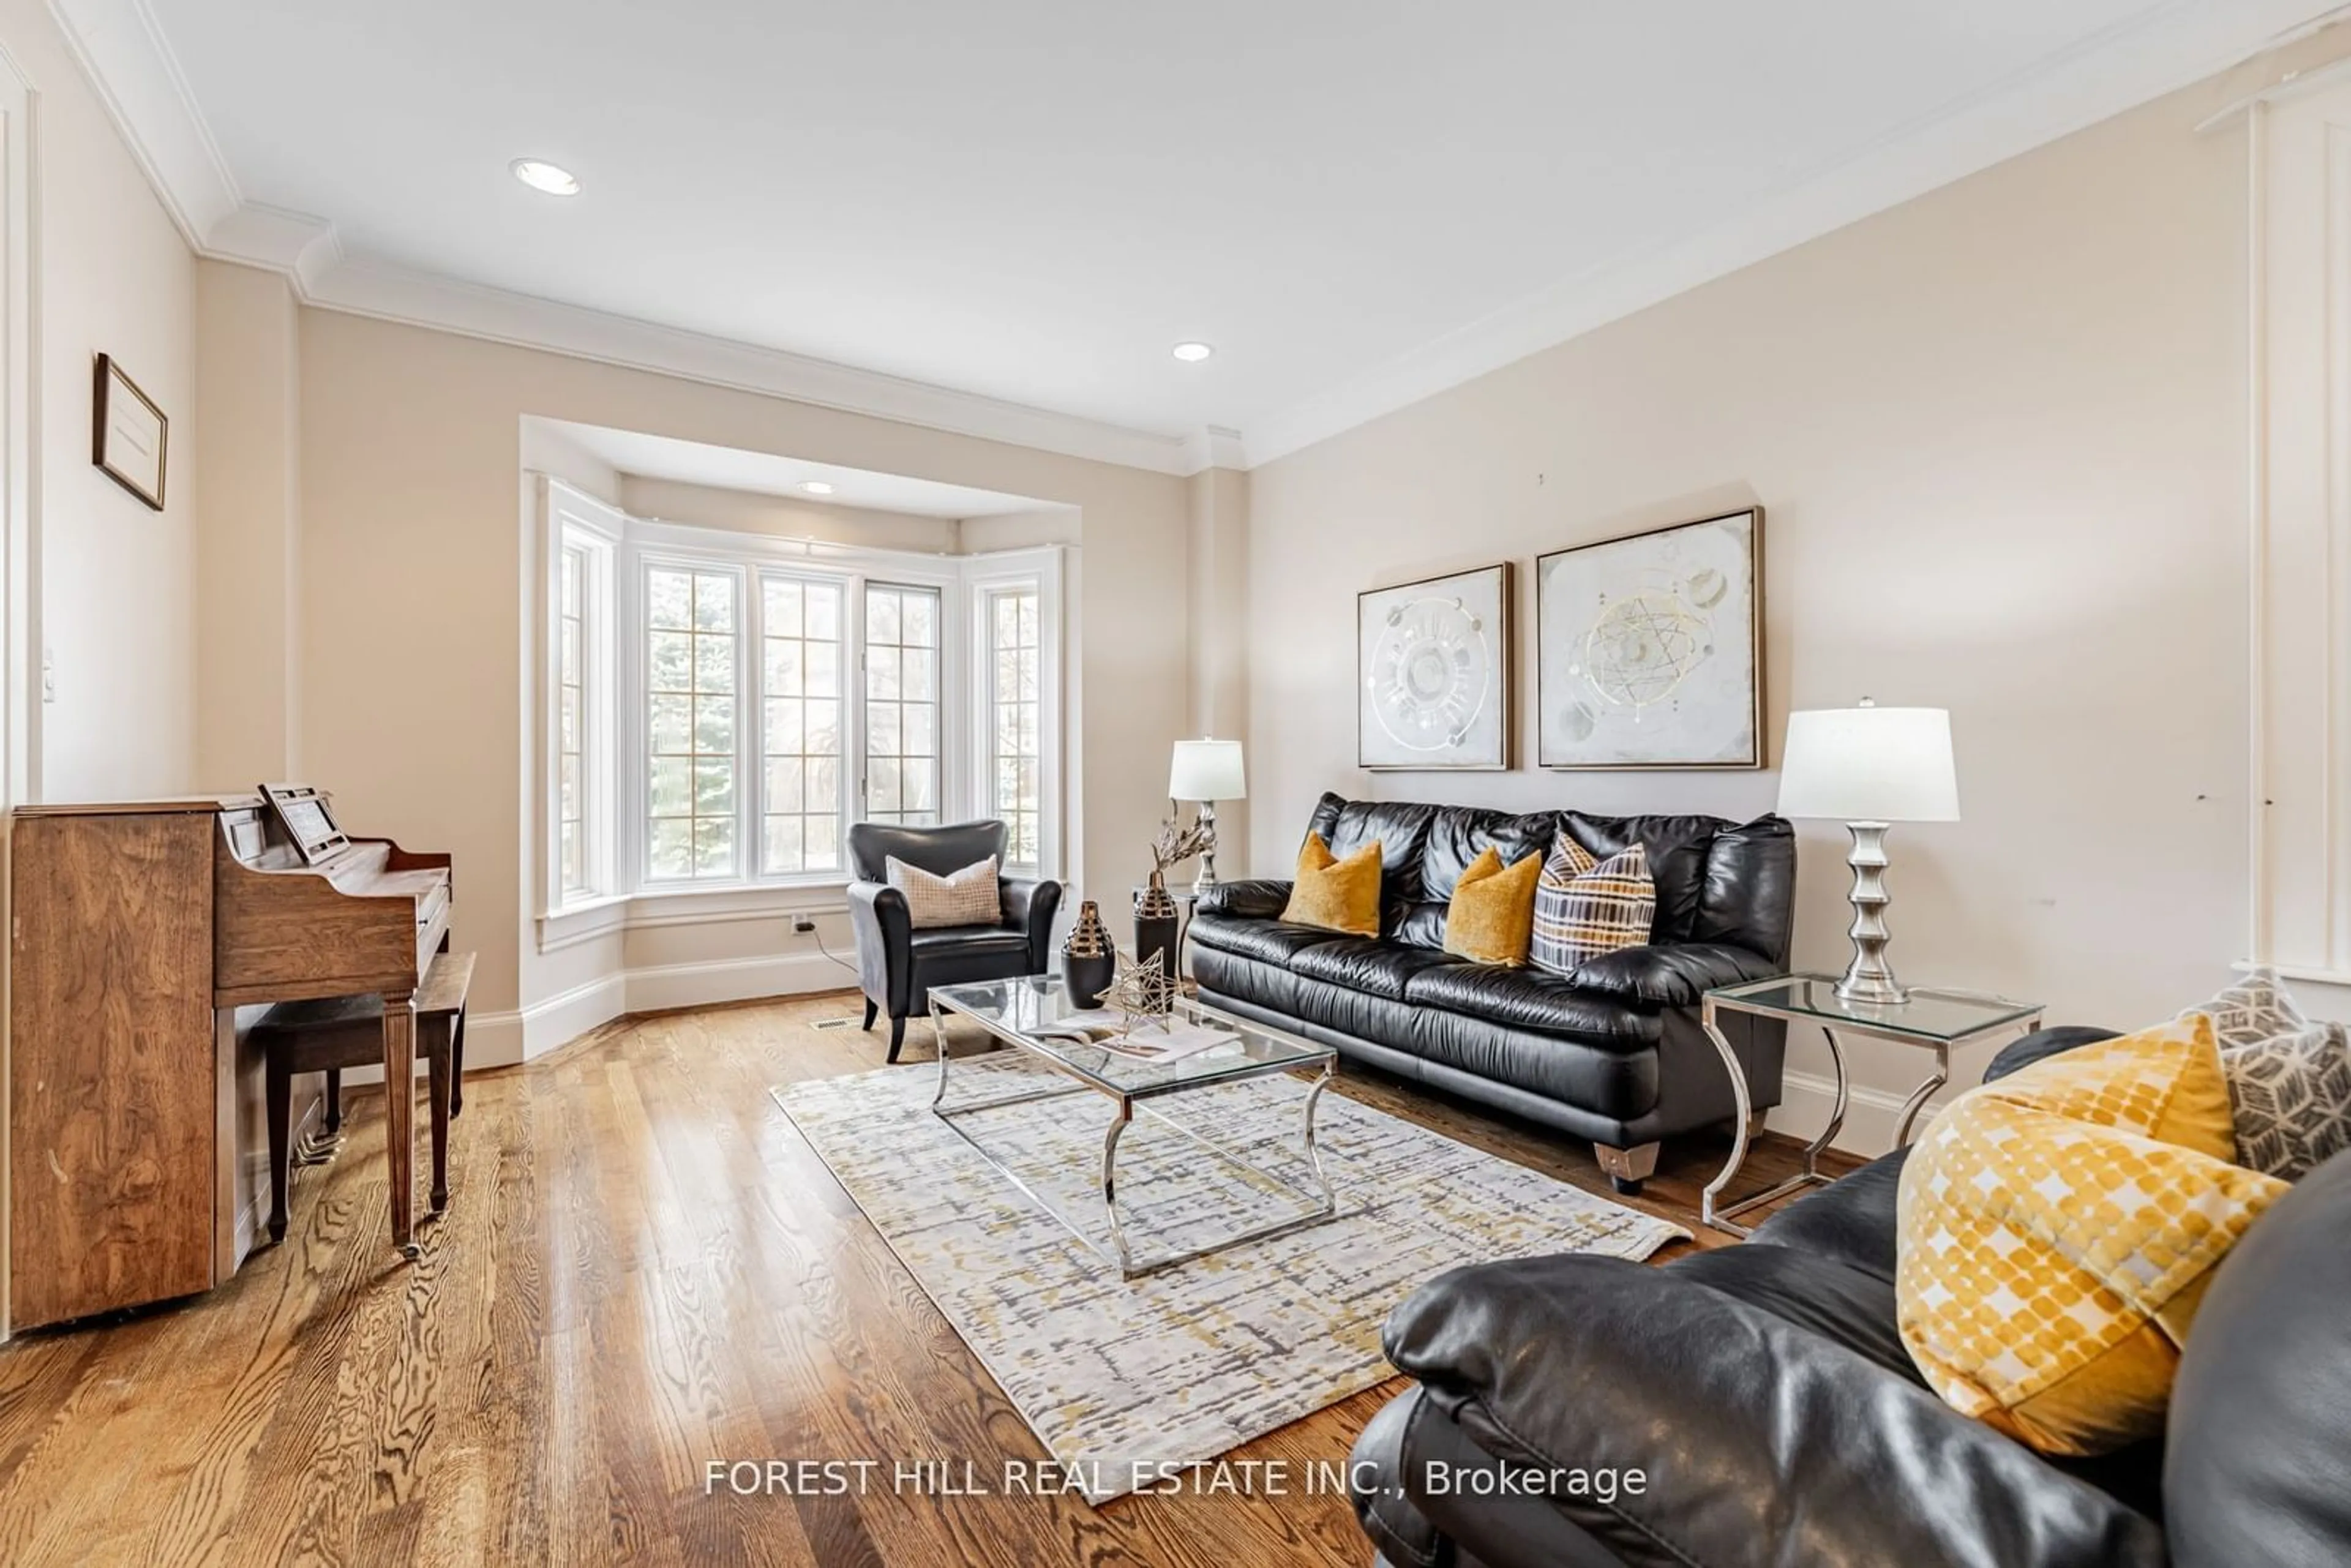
[844,819,1060,1060]
[1188,793,1794,1193]
[1349,1024,2351,1568]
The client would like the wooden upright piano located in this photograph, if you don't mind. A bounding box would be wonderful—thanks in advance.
[9,789,451,1330]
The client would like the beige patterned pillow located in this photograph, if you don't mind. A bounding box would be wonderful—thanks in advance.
[887,855,1000,929]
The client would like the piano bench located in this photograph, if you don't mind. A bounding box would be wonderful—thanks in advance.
[253,950,476,1247]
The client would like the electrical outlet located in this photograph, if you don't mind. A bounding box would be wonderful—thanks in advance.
[792,917,816,934]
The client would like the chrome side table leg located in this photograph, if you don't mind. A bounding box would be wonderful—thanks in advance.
[1698,999,1753,1234]
[1893,1041,1950,1147]
[1101,1099,1134,1275]
[1703,1010,1849,1237]
[1805,1027,1852,1180]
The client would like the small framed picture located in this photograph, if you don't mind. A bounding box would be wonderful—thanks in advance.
[92,354,167,511]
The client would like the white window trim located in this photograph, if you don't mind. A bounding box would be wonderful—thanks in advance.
[538,478,622,918]
[968,547,1065,877]
[537,516,1063,950]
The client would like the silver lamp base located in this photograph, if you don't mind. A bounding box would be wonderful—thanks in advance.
[1190,801,1220,896]
[1834,820,1910,1006]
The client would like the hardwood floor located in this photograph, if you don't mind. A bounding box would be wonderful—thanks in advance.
[0,991,1852,1567]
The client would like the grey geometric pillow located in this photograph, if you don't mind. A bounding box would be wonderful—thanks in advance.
[2181,968,2308,1048]
[2181,969,2351,1181]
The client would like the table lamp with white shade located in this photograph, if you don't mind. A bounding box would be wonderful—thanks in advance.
[1168,738,1247,894]
[1775,701,1959,1005]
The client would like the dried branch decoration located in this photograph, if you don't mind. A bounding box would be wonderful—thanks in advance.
[1149,813,1214,874]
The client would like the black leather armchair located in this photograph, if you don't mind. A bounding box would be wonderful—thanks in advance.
[845,819,1062,1060]
[1348,1024,2351,1568]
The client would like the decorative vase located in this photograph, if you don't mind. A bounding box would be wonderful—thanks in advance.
[1062,899,1117,1010]
[1134,871,1181,985]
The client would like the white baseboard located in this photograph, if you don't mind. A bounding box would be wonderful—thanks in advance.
[336,951,859,1085]
[1768,1068,1959,1157]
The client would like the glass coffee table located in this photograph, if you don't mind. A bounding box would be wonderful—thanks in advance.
[926,976,1338,1278]
[1699,973,2044,1236]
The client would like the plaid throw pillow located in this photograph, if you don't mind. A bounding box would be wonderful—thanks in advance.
[1529,833,1655,977]
[886,854,1001,929]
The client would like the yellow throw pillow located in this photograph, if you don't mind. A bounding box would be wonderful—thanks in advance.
[1280,833,1383,937]
[1896,1017,2287,1456]
[1442,846,1543,966]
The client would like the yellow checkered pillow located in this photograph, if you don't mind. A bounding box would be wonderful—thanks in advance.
[1896,1018,2288,1455]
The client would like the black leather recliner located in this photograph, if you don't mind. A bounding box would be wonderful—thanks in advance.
[1349,1025,2351,1568]
[844,819,1061,1060]
[1189,793,1795,1193]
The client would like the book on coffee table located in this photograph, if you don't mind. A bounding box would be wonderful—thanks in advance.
[1029,1010,1237,1062]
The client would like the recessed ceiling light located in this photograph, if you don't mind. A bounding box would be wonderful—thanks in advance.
[801,481,835,495]
[1172,342,1215,362]
[511,159,580,197]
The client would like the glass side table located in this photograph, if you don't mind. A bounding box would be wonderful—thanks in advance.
[1699,973,2044,1237]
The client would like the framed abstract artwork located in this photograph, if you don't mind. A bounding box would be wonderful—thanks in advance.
[1536,509,1763,770]
[1357,562,1512,770]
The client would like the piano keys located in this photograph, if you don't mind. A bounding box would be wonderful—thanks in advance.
[8,790,452,1330]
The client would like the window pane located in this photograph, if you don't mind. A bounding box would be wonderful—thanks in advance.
[650,817,694,879]
[651,758,692,816]
[902,648,936,702]
[696,573,735,631]
[867,588,901,643]
[903,759,937,813]
[764,578,803,639]
[766,756,803,814]
[693,632,735,694]
[757,574,844,877]
[763,813,804,872]
[649,632,693,692]
[764,639,802,696]
[902,702,936,757]
[804,814,839,870]
[646,566,740,879]
[903,593,936,647]
[558,542,593,899]
[650,694,691,754]
[860,584,943,839]
[649,569,693,629]
[984,587,1044,867]
[766,697,803,754]
[806,641,839,697]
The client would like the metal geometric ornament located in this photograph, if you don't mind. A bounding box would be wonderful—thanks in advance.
[1108,948,1177,1038]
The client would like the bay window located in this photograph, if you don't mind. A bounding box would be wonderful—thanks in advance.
[538,485,1062,924]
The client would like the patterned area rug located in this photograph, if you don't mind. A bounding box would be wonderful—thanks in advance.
[773,1053,1685,1503]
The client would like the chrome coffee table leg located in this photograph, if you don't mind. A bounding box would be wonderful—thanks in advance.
[1101,1100,1134,1275]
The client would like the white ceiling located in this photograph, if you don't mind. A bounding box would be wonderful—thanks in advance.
[76,1,2343,467]
[549,421,1060,519]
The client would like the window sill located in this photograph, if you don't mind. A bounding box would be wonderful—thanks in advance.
[538,881,851,953]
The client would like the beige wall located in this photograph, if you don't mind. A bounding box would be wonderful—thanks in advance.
[194,262,299,786]
[19,0,200,800]
[287,307,1190,1048]
[619,474,958,555]
[1246,73,2254,1141]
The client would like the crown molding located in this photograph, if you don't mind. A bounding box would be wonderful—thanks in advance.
[299,257,1200,475]
[1243,0,2350,465]
[45,0,1205,479]
[51,0,2349,478]
[48,0,237,244]
[1179,426,1248,473]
